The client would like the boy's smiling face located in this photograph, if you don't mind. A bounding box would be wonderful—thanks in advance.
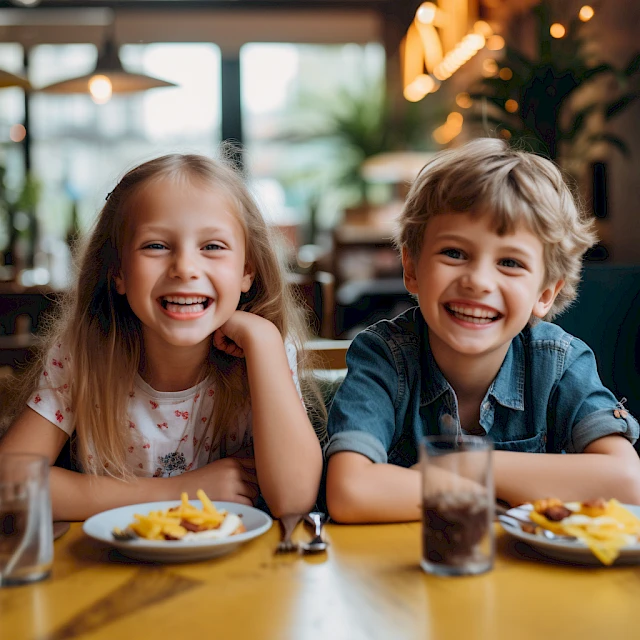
[403,211,564,369]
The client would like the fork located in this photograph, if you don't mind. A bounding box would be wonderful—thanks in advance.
[299,511,329,553]
[112,526,137,541]
[275,514,302,554]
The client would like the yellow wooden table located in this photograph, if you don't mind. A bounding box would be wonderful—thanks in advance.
[2,521,639,640]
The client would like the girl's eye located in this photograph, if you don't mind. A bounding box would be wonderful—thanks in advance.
[441,248,465,260]
[203,243,224,251]
[499,258,523,269]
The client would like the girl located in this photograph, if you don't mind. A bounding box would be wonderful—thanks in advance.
[0,153,324,521]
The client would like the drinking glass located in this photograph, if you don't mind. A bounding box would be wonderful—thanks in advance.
[420,435,494,576]
[0,453,53,586]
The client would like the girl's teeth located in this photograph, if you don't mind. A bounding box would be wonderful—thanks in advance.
[165,302,205,314]
[163,296,206,304]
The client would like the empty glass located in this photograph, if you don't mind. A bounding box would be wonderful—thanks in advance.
[420,435,494,576]
[0,453,53,587]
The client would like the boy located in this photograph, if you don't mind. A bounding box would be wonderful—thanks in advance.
[325,138,640,523]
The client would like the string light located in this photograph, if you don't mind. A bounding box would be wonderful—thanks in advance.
[499,67,513,81]
[505,99,519,113]
[550,23,566,39]
[432,112,464,145]
[416,2,438,25]
[579,6,594,22]
[455,92,472,109]
[482,58,498,77]
[486,35,505,51]
[404,74,437,102]
[473,21,493,37]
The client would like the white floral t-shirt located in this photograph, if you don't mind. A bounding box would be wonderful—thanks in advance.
[28,341,301,477]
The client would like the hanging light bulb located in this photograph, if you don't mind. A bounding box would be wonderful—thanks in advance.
[40,37,176,98]
[88,75,113,104]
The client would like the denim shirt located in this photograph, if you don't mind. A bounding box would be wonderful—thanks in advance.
[326,307,639,467]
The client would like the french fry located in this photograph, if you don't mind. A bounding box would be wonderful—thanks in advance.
[529,498,640,565]
[121,490,233,541]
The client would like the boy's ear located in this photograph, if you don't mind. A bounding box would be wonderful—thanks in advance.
[241,262,255,293]
[532,279,564,318]
[402,247,420,295]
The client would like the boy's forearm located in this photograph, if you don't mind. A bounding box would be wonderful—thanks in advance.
[50,467,174,521]
[327,455,422,523]
[494,446,640,506]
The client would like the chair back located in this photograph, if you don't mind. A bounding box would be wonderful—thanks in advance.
[554,264,640,426]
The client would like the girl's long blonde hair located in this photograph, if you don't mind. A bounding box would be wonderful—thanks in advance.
[22,152,325,477]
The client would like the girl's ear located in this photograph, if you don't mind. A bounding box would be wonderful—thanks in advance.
[114,272,126,295]
[532,279,564,318]
[241,263,255,293]
[402,247,420,295]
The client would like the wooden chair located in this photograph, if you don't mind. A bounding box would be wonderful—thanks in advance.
[305,338,351,370]
[288,270,336,339]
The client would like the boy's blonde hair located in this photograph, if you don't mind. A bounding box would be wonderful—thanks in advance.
[396,138,597,320]
[21,152,324,477]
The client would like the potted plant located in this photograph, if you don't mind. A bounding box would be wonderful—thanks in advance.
[468,0,639,162]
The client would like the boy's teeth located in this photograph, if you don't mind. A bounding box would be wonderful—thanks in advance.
[447,304,499,322]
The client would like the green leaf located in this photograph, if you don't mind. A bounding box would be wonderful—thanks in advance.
[605,91,640,119]
[625,53,640,77]
[586,133,630,157]
[561,103,598,141]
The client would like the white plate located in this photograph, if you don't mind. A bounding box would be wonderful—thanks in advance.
[83,500,272,562]
[499,503,640,565]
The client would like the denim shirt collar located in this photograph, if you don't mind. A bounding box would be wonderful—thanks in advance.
[419,318,526,412]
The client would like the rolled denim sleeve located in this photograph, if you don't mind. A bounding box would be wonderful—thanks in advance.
[551,337,639,453]
[325,330,401,463]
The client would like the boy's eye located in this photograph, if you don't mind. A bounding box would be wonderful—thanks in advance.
[499,258,523,269]
[143,243,166,250]
[441,248,465,260]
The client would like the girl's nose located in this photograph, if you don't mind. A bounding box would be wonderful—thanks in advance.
[169,251,199,280]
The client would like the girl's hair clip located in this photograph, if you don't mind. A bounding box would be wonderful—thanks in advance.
[614,397,628,419]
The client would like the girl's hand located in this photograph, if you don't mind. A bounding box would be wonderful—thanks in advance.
[213,311,279,358]
[171,457,259,506]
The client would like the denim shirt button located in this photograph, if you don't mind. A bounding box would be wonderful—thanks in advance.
[483,402,491,411]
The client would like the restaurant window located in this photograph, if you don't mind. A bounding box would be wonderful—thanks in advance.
[0,43,27,253]
[29,42,221,239]
[240,43,385,238]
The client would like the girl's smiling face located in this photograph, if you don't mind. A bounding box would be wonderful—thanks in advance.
[403,211,563,369]
[115,178,253,353]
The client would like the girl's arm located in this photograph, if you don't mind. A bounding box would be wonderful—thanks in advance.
[494,435,640,506]
[215,312,323,517]
[1,408,260,521]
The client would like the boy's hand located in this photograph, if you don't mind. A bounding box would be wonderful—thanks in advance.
[213,311,279,358]
[170,457,259,506]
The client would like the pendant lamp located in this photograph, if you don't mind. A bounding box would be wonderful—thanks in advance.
[0,69,31,90]
[38,38,176,104]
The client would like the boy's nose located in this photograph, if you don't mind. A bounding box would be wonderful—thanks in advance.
[460,262,495,293]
